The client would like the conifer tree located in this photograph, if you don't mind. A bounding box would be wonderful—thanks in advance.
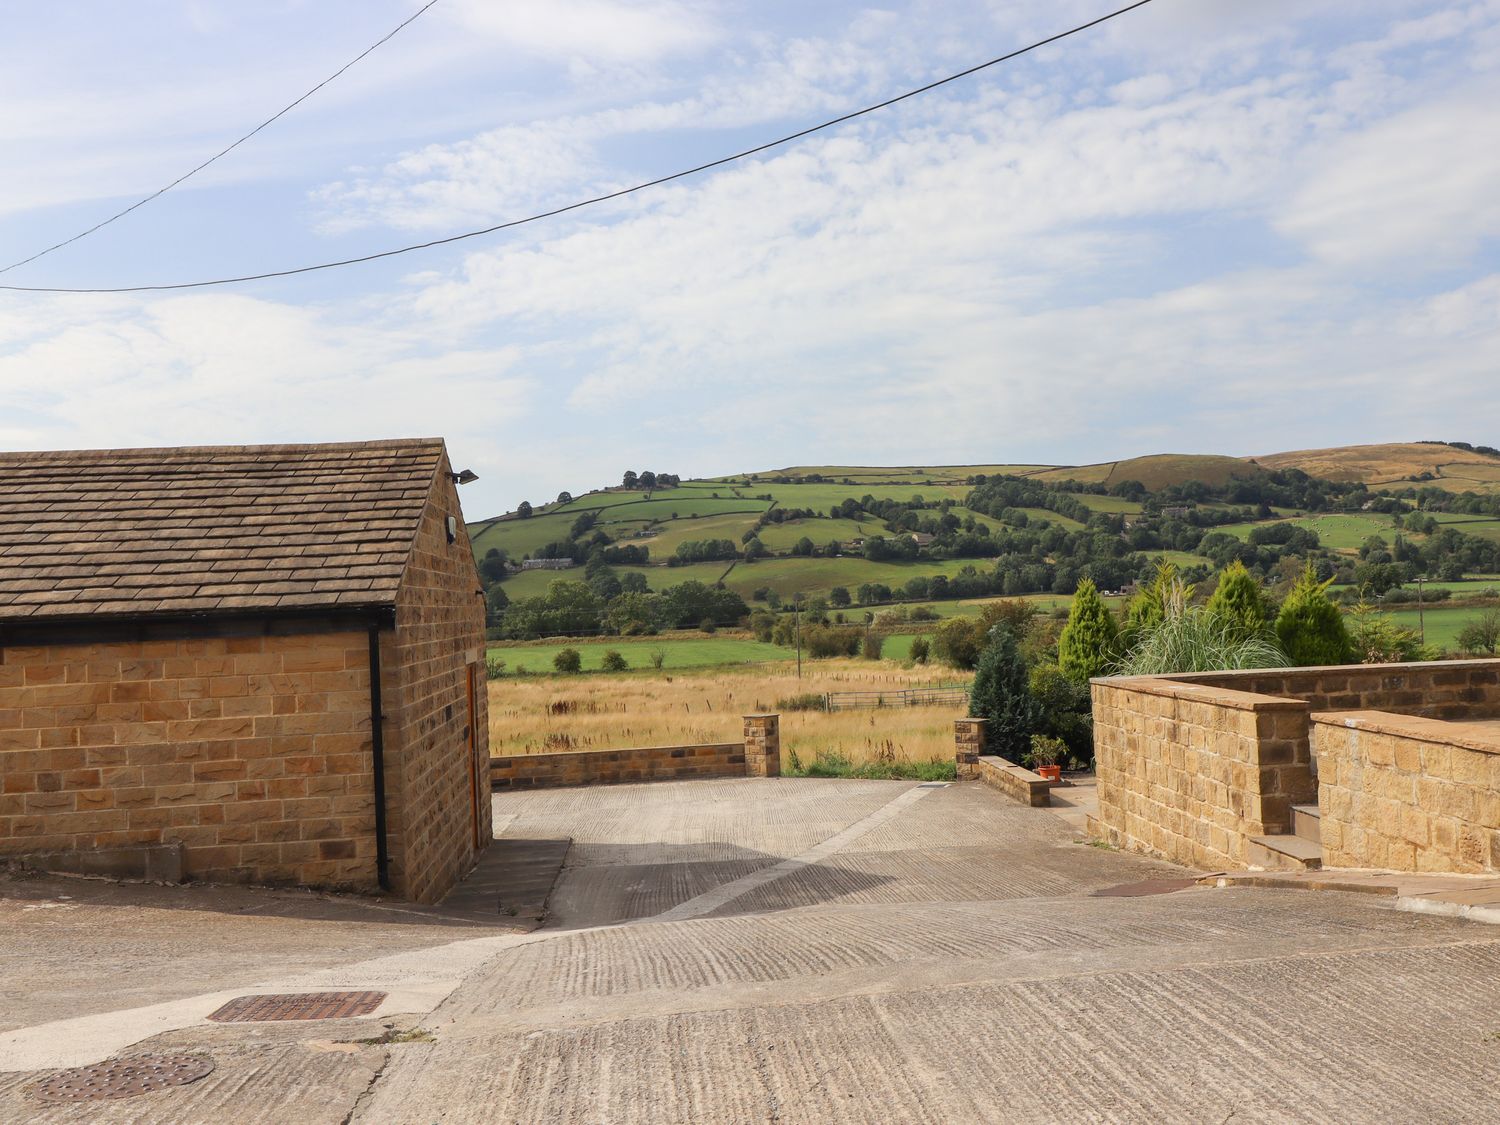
[1206,561,1271,644]
[1058,577,1119,682]
[1122,561,1190,644]
[967,628,1040,762]
[1275,562,1353,666]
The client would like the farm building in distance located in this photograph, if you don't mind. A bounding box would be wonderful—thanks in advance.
[0,438,490,903]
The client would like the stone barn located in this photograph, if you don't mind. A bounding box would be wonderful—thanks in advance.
[0,438,490,903]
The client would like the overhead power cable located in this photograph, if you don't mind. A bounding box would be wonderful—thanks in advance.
[0,0,439,278]
[1,0,1153,294]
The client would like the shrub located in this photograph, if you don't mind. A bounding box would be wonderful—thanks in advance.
[484,655,506,679]
[967,629,1039,762]
[803,624,862,659]
[932,616,986,670]
[909,637,931,664]
[1058,577,1119,683]
[1458,609,1500,655]
[862,632,884,660]
[1118,578,1288,675]
[1029,663,1094,762]
[553,648,582,674]
[749,609,776,643]
[1346,604,1430,664]
[649,649,667,670]
[1275,563,1354,666]
[1379,586,1451,604]
[776,692,826,712]
[600,650,629,672]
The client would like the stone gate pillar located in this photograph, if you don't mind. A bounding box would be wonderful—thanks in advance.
[955,718,988,780]
[743,714,781,777]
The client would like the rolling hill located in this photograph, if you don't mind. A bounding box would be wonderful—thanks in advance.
[1253,442,1500,491]
[469,442,1500,610]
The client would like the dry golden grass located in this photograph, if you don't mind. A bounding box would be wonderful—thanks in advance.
[486,659,969,766]
[1257,443,1500,491]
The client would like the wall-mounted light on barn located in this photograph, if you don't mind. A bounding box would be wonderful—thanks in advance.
[449,469,478,484]
[446,515,458,543]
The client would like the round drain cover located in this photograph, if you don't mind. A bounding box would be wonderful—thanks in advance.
[30,1054,215,1103]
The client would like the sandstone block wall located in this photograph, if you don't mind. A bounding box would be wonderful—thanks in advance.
[743,714,780,777]
[1092,678,1315,869]
[0,629,379,890]
[975,756,1052,807]
[954,718,986,780]
[1314,712,1500,874]
[492,715,781,790]
[1161,661,1500,722]
[384,459,491,904]
[491,743,747,790]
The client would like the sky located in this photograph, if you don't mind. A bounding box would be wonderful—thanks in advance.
[1,0,1498,518]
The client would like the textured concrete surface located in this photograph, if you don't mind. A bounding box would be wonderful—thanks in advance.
[0,874,504,1035]
[6,777,1500,1122]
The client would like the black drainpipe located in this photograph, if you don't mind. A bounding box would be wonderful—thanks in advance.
[367,622,391,892]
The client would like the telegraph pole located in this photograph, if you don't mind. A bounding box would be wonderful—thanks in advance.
[1416,576,1426,646]
[794,603,802,681]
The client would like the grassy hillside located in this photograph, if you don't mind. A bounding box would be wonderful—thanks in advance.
[474,445,1500,654]
[1256,443,1500,491]
[1027,453,1263,491]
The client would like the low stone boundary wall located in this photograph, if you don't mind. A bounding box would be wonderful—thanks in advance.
[975,756,1052,807]
[1092,659,1500,874]
[1314,711,1500,874]
[492,714,780,791]
[1091,677,1315,869]
[954,718,1052,807]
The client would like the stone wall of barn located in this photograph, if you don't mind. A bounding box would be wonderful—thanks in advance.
[383,459,491,904]
[0,628,380,890]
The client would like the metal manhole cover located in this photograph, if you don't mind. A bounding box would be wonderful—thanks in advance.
[1092,878,1199,898]
[207,990,386,1023]
[30,1054,214,1102]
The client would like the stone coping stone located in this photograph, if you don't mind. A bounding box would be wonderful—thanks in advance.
[1091,675,1308,713]
[1154,658,1500,682]
[1310,709,1500,756]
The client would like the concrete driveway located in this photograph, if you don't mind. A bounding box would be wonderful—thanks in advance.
[5,777,1500,1122]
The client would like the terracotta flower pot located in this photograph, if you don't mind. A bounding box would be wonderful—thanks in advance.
[1036,764,1062,782]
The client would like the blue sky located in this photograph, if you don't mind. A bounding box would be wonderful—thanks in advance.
[1,0,1498,518]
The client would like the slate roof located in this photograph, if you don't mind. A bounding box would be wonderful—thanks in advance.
[0,439,446,622]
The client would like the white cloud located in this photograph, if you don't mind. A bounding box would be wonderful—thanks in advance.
[5,0,1500,515]
[438,0,717,65]
[1277,91,1500,266]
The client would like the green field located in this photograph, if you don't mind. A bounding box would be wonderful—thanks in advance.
[1070,495,1143,514]
[719,556,999,599]
[1381,606,1494,652]
[619,512,760,556]
[487,635,795,673]
[1218,513,1399,551]
[750,464,1047,483]
[754,517,874,551]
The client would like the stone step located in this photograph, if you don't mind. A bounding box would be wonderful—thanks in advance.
[1247,833,1323,872]
[1292,804,1321,845]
